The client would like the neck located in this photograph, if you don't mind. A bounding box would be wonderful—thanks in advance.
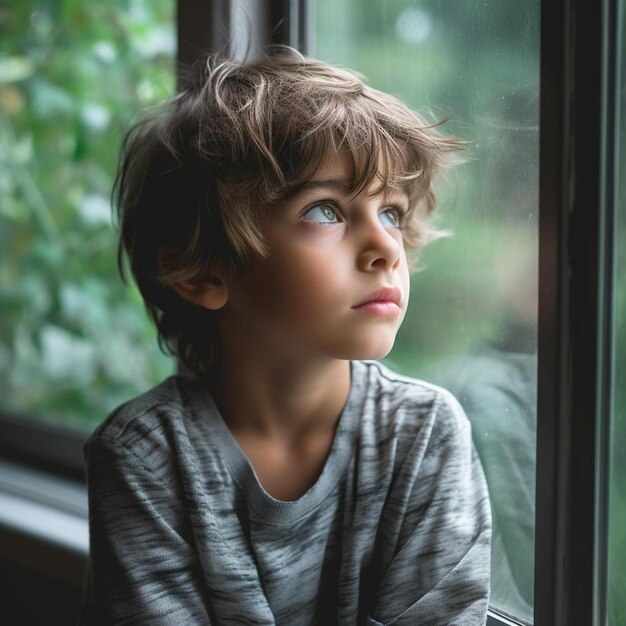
[209,342,351,442]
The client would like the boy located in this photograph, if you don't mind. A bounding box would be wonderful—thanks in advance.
[81,47,491,625]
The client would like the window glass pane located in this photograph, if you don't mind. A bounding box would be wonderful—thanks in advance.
[608,3,626,622]
[0,1,175,430]
[316,2,539,622]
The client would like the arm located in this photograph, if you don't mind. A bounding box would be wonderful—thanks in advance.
[368,394,492,626]
[80,435,211,625]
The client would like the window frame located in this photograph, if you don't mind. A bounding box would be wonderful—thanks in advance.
[0,410,84,481]
[0,1,619,624]
[535,0,617,624]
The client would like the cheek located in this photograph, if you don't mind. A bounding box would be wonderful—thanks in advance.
[269,249,345,314]
[238,245,345,319]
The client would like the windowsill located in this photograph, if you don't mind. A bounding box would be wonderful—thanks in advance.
[0,458,88,588]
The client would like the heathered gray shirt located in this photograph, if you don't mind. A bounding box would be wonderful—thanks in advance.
[80,360,491,625]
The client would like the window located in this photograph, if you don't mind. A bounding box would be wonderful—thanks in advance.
[315,2,539,622]
[0,0,176,432]
[0,2,622,625]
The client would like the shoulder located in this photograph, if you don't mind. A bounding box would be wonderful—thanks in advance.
[353,359,469,436]
[84,374,202,468]
[350,362,481,509]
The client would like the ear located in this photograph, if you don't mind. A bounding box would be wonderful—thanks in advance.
[157,248,229,311]
[170,276,229,311]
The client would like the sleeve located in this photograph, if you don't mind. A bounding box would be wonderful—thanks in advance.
[367,394,492,626]
[79,435,212,625]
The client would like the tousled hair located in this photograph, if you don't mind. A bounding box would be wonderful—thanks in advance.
[115,46,465,376]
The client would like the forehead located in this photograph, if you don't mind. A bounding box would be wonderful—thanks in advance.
[310,150,352,176]
[292,150,410,200]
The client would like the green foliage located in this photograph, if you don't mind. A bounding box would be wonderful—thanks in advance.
[0,0,175,430]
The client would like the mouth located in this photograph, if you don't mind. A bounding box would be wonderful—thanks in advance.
[352,287,403,316]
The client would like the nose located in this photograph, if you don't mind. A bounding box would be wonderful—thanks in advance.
[356,217,402,273]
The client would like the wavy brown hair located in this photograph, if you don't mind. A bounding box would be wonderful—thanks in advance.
[114,46,465,377]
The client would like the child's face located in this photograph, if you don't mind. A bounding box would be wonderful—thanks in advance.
[220,151,411,362]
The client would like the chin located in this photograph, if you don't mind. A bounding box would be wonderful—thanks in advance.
[363,346,395,361]
[340,338,396,361]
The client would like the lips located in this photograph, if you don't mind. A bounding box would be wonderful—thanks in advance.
[352,287,402,309]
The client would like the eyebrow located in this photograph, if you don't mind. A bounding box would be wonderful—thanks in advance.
[289,178,409,200]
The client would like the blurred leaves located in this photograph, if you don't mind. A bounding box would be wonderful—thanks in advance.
[0,56,35,83]
[0,0,175,429]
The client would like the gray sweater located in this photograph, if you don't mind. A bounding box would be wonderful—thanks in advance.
[80,360,491,625]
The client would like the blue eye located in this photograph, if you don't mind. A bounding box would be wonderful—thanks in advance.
[302,204,339,224]
[380,208,402,229]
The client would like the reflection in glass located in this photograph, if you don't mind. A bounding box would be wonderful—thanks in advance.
[0,2,175,429]
[316,1,539,622]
